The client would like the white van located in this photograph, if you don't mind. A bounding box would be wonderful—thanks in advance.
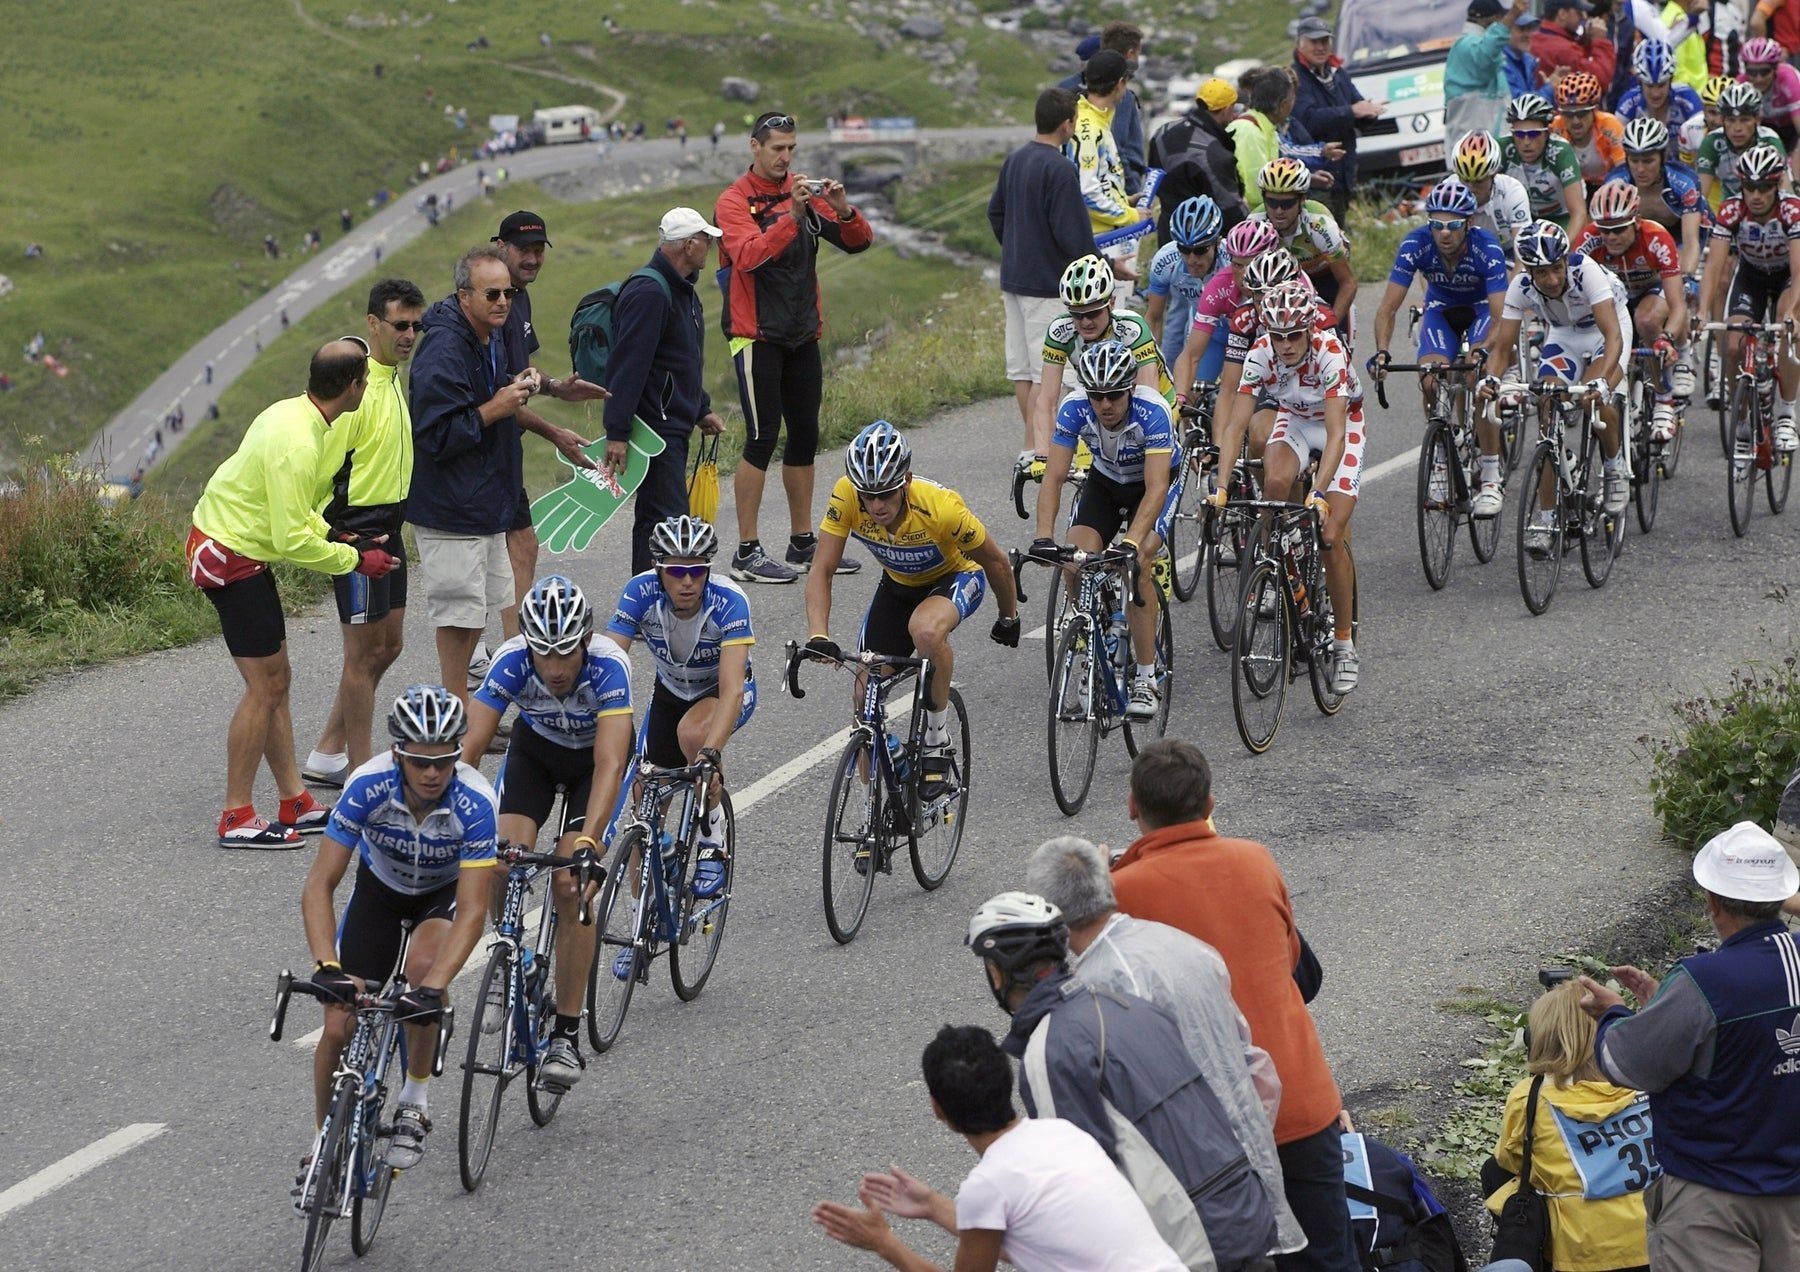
[1335,0,1463,176]
[533,105,601,145]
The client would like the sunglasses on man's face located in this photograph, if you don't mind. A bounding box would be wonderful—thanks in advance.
[380,316,426,333]
[1747,66,1777,77]
[658,563,710,581]
[1510,128,1548,141]
[396,750,458,771]
[1742,181,1781,194]
[461,286,520,302]
[1180,242,1218,257]
[1068,307,1110,323]
[1263,196,1301,211]
[1428,218,1468,234]
[1086,389,1130,402]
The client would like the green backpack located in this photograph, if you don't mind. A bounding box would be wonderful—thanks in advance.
[568,267,672,387]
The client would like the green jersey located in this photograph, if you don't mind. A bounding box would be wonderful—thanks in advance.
[1041,308,1173,400]
[1695,126,1788,206]
[1499,135,1583,224]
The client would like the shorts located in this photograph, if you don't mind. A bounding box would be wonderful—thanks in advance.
[640,675,757,769]
[858,569,987,658]
[1004,293,1066,383]
[413,526,513,629]
[1418,304,1491,361]
[336,862,459,985]
[333,555,408,625]
[498,718,595,837]
[508,485,534,534]
[1726,265,1790,325]
[204,568,286,659]
[1268,403,1367,498]
[1070,466,1184,546]
[1538,302,1629,383]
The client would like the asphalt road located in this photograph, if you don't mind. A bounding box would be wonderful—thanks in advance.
[13,285,1799,1269]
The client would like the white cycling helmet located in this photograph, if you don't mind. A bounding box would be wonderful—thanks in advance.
[519,574,593,656]
[1073,339,1139,393]
[845,419,913,493]
[388,684,468,746]
[968,891,1069,1008]
[1059,254,1116,308]
[1241,249,1299,295]
[649,514,719,562]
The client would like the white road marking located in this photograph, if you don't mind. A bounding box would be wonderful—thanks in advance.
[1361,445,1422,486]
[0,1124,168,1222]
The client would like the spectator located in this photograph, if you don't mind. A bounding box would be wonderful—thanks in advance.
[1506,14,1546,99]
[407,245,538,710]
[1064,50,1145,287]
[1533,0,1619,90]
[810,1025,1186,1271]
[1595,0,1639,109]
[1447,0,1534,143]
[1581,822,1800,1270]
[340,207,354,233]
[205,360,214,385]
[1751,0,1800,61]
[302,279,428,791]
[969,891,1280,1270]
[603,208,727,576]
[1275,77,1343,188]
[1290,15,1388,225]
[1148,78,1249,240]
[1112,740,1360,1272]
[1024,836,1308,1258]
[988,88,1098,460]
[1230,69,1290,215]
[186,340,394,849]
[1059,24,1150,195]
[715,112,873,584]
[1483,980,1653,1271]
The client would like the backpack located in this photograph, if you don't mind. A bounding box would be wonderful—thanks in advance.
[1341,1132,1471,1272]
[568,267,672,387]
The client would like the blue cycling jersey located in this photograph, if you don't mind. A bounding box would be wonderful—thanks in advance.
[1052,386,1180,486]
[1387,224,1510,308]
[1615,84,1703,127]
[1601,159,1706,226]
[325,754,498,895]
[1145,241,1221,362]
[474,635,633,750]
[605,572,755,702]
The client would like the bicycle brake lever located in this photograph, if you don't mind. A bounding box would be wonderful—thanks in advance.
[432,1007,455,1077]
[270,970,293,1042]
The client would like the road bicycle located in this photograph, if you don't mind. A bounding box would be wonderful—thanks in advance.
[271,925,455,1272]
[785,642,970,944]
[1701,319,1794,536]
[1623,343,1684,535]
[1170,381,1264,652]
[1011,543,1172,813]
[1169,379,1220,603]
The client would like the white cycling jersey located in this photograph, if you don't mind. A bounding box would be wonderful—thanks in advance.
[1501,252,1629,332]
[1237,329,1364,421]
[1473,173,1533,255]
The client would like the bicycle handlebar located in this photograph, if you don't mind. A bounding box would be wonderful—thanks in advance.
[270,972,458,1076]
[1370,355,1486,411]
[783,640,930,702]
[1007,543,1142,608]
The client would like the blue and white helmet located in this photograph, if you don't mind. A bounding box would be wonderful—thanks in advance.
[1168,195,1223,248]
[1424,176,1478,218]
[519,573,593,656]
[1073,340,1139,393]
[389,684,468,746]
[845,420,912,493]
[1515,219,1570,269]
[1632,38,1676,85]
[649,514,719,562]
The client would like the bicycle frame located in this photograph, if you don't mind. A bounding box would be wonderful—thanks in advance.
[614,761,726,952]
[786,645,932,819]
[1010,546,1142,723]
[491,851,564,1068]
[1701,318,1790,460]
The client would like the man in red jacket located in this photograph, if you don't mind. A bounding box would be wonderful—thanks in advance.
[1532,0,1618,89]
[715,113,875,585]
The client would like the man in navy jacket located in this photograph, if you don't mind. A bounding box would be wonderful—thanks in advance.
[1290,16,1388,223]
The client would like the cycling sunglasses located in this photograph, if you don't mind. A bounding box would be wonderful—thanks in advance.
[1741,181,1781,194]
[1068,306,1110,322]
[395,749,458,770]
[1509,127,1548,140]
[856,483,907,503]
[753,114,797,137]
[1596,222,1635,236]
[1180,241,1219,257]
[1428,217,1468,233]
[1086,389,1130,401]
[1263,196,1301,211]
[657,563,710,580]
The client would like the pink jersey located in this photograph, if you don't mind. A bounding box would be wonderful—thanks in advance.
[1753,63,1800,126]
[1191,270,1248,332]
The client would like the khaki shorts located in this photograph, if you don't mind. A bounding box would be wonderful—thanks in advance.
[1003,292,1066,383]
[413,526,512,630]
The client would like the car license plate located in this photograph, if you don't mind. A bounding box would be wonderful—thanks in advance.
[1400,142,1444,167]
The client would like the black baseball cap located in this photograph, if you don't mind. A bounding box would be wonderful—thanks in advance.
[1083,49,1130,88]
[493,210,551,246]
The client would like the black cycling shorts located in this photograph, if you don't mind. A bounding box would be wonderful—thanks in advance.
[1727,265,1789,324]
[336,861,459,985]
[644,678,696,769]
[332,555,408,625]
[509,485,534,534]
[205,568,285,659]
[1070,469,1147,541]
[498,718,594,836]
[857,570,985,658]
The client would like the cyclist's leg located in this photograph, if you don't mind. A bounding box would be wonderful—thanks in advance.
[1596,300,1630,459]
[1415,303,1460,413]
[318,867,407,1125]
[909,573,984,714]
[1535,336,1586,510]
[1777,274,1800,446]
[394,894,457,1122]
[1321,410,1364,643]
[1262,411,1304,501]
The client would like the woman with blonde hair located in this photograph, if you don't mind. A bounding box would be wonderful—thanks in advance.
[1484,980,1652,1271]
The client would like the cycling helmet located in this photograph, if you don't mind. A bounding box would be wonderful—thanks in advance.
[1621,116,1670,156]
[1702,74,1736,109]
[1719,80,1763,116]
[1743,35,1787,66]
[1424,175,1479,217]
[1059,253,1116,308]
[1555,72,1604,112]
[1506,93,1556,127]
[1168,195,1223,248]
[520,574,593,655]
[1240,248,1299,295]
[845,419,912,493]
[1738,143,1787,185]
[1257,156,1312,195]
[1453,130,1502,183]
[1631,38,1676,85]
[388,684,468,746]
[1259,281,1318,335]
[967,892,1069,1010]
[1514,219,1570,268]
[648,514,718,562]
[1588,179,1640,225]
[1224,218,1281,262]
[1072,339,1139,393]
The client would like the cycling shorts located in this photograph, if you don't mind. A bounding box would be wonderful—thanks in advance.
[203,568,285,659]
[640,675,756,769]
[498,717,596,837]
[858,569,986,659]
[336,861,459,985]
[1538,301,1631,384]
[1069,467,1183,547]
[1418,304,1491,362]
[332,555,408,625]
[1268,404,1367,498]
[1727,265,1791,325]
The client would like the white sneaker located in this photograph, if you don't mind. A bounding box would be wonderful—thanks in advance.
[1125,675,1159,721]
[1330,643,1359,695]
[1650,401,1676,444]
[1603,467,1629,515]
[466,641,491,690]
[1777,419,1800,453]
[1670,363,1695,399]
[1471,481,1504,518]
[1523,518,1555,558]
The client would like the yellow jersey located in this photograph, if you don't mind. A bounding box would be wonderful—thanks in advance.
[819,475,987,587]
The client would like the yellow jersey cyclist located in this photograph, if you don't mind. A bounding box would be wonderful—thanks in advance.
[460,573,633,1095]
[1697,82,1789,212]
[1500,95,1589,240]
[1455,130,1533,260]
[300,685,497,1184]
[805,421,1022,776]
[1250,157,1357,340]
[1031,340,1180,721]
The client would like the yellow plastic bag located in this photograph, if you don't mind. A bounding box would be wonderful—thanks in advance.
[687,432,720,523]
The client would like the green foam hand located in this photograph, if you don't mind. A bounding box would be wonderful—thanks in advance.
[530,418,668,554]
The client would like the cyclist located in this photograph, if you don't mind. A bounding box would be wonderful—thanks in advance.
[1742,35,1800,154]
[1455,130,1533,259]
[460,573,632,1095]
[1171,218,1281,413]
[1250,157,1356,338]
[805,421,1022,773]
[1615,39,1705,152]
[300,685,497,1180]
[1551,72,1626,192]
[1501,94,1589,240]
[1144,196,1225,366]
[1607,116,1707,277]
[1697,82,1788,212]
[1032,341,1180,720]
[1229,281,1364,694]
[1201,248,1317,478]
[1678,75,1736,170]
[1370,177,1512,517]
[1478,220,1632,551]
[603,515,751,899]
[1572,180,1692,441]
[1698,144,1800,453]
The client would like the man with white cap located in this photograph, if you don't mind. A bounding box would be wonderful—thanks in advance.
[603,206,727,574]
[1579,821,1800,1270]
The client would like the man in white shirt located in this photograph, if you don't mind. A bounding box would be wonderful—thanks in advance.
[811,1024,1184,1272]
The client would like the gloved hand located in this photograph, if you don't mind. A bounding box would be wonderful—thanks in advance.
[396,985,444,1023]
[1206,483,1230,509]
[804,635,841,664]
[1304,489,1329,518]
[990,615,1021,647]
[696,746,724,776]
[311,962,359,1005]
[356,546,399,578]
[1028,537,1061,562]
[1366,350,1391,379]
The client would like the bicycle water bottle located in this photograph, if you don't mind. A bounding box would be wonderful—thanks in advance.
[885,731,910,781]
[1109,606,1130,670]
[1284,544,1308,619]
[521,947,541,1002]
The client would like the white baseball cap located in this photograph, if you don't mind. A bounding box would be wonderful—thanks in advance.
[659,207,722,242]
[1693,821,1800,903]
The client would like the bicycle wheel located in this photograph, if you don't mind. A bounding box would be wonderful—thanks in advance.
[671,790,734,999]
[524,932,563,1128]
[457,946,514,1191]
[1122,597,1174,755]
[1579,425,1618,589]
[1416,419,1456,590]
[908,689,970,889]
[586,829,646,1049]
[1203,507,1242,651]
[1516,445,1563,616]
[821,735,879,943]
[1231,560,1290,754]
[1309,544,1356,716]
[1633,399,1661,535]
[1728,379,1757,537]
[1047,619,1101,815]
[350,1032,400,1254]
[1041,565,1073,680]
[1768,437,1793,514]
[300,1080,354,1271]
[1170,461,1206,602]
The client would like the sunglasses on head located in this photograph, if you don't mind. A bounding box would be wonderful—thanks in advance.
[657,563,710,580]
[753,114,797,137]
[1263,196,1301,210]
[462,285,520,301]
[1510,127,1547,140]
[1428,217,1468,233]
[395,749,458,770]
[380,316,426,333]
